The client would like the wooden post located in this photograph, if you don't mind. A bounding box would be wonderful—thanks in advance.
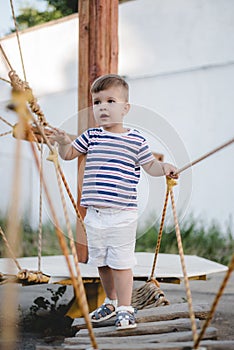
[76,0,119,262]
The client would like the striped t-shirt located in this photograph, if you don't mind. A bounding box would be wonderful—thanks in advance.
[72,127,155,209]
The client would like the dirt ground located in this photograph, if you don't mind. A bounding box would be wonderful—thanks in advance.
[0,271,233,349]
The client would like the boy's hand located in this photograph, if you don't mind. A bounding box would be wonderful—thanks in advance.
[49,128,71,145]
[162,163,179,179]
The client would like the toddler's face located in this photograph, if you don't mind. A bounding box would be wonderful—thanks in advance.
[92,86,129,129]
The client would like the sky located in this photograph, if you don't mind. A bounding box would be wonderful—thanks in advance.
[0,0,47,37]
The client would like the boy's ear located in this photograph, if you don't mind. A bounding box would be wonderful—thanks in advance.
[123,102,130,115]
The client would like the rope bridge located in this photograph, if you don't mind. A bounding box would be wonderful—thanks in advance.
[0,2,233,349]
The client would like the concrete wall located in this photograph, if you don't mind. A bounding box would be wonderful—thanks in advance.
[0,1,233,233]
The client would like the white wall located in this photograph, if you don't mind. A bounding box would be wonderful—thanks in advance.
[0,1,233,233]
[119,0,234,232]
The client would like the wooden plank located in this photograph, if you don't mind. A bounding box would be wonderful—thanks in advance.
[109,0,119,72]
[77,318,200,338]
[36,347,63,350]
[65,327,217,345]
[56,340,234,350]
[76,0,90,261]
[72,302,210,329]
[76,0,119,262]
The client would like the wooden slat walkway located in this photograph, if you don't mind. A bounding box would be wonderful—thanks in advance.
[35,341,234,349]
[35,302,234,350]
[71,302,210,329]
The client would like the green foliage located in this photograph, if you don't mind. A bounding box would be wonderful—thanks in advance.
[13,7,64,31]
[0,215,63,258]
[12,0,132,31]
[46,0,78,14]
[1,213,233,265]
[11,0,77,32]
[136,216,234,266]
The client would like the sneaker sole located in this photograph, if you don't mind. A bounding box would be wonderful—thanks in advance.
[116,323,137,330]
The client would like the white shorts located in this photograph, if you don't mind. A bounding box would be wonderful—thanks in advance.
[84,206,138,269]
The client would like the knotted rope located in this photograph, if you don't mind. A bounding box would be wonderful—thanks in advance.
[0,116,13,138]
[9,0,27,82]
[168,178,198,344]
[8,70,48,126]
[149,182,171,282]
[0,116,13,128]
[30,141,98,349]
[0,130,12,137]
[0,225,50,284]
[132,136,234,343]
[194,253,234,349]
[37,143,44,272]
[0,226,21,271]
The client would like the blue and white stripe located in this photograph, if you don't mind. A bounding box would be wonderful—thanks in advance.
[72,128,155,209]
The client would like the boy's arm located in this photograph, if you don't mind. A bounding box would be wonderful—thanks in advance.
[49,128,83,160]
[142,159,178,178]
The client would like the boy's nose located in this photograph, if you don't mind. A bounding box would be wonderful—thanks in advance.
[100,104,107,110]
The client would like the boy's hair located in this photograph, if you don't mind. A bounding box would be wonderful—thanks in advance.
[90,74,129,101]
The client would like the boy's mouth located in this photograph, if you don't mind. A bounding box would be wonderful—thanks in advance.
[100,114,109,119]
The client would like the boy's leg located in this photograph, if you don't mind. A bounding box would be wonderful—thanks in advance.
[89,266,117,322]
[98,266,117,300]
[112,268,136,330]
[112,268,133,306]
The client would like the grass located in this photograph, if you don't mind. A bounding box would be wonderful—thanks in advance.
[136,215,234,266]
[0,213,233,266]
[0,215,62,258]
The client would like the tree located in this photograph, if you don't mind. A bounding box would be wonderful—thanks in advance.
[12,0,132,31]
[11,0,78,32]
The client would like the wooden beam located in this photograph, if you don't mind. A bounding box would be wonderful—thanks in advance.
[77,1,119,262]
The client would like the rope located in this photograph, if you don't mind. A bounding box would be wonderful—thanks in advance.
[0,43,14,71]
[1,116,23,350]
[37,143,43,272]
[150,136,234,280]
[30,115,86,233]
[149,185,170,280]
[0,226,21,271]
[29,141,98,349]
[51,150,97,346]
[149,177,178,280]
[8,70,48,126]
[0,115,13,128]
[169,178,198,344]
[176,137,234,175]
[194,253,234,349]
[9,0,27,82]
[57,163,87,234]
[0,130,12,137]
[0,76,11,84]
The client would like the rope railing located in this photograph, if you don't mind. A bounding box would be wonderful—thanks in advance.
[0,3,233,346]
[0,2,98,347]
[0,115,14,128]
[0,130,12,137]
[194,254,234,349]
[9,0,27,81]
[29,139,98,349]
[169,179,198,344]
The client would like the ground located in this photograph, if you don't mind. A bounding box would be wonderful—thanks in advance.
[0,271,233,349]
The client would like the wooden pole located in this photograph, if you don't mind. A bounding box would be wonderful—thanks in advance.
[77,0,119,262]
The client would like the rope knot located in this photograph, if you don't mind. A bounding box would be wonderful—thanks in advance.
[166,176,178,190]
[8,70,48,127]
[47,149,58,165]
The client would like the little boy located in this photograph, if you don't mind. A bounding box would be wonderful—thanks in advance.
[50,74,178,330]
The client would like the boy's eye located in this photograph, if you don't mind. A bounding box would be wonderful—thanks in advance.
[93,100,100,105]
[107,99,115,103]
